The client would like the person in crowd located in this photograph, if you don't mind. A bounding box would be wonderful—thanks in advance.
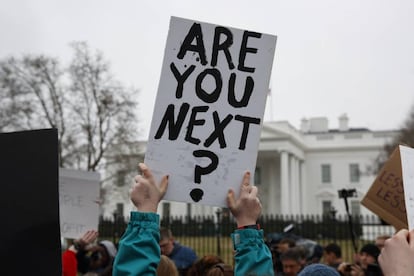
[273,238,297,273]
[297,263,339,276]
[186,254,233,276]
[278,247,304,276]
[277,238,296,255]
[307,244,323,265]
[159,227,197,275]
[337,243,381,276]
[112,163,274,275]
[378,229,414,276]
[62,229,99,276]
[157,255,179,276]
[85,240,118,275]
[374,234,390,250]
[323,243,342,269]
[358,243,380,272]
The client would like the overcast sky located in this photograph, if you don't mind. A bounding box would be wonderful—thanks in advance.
[1,0,413,139]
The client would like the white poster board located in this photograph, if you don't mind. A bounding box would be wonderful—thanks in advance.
[400,145,414,230]
[59,168,100,239]
[145,16,277,207]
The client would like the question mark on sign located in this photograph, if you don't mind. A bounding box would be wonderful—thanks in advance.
[190,150,219,202]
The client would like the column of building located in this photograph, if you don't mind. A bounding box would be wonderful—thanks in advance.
[280,150,303,215]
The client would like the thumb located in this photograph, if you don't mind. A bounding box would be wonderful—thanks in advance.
[409,229,414,249]
[226,189,236,210]
[159,175,169,197]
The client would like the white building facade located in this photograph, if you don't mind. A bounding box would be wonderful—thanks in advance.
[101,115,397,218]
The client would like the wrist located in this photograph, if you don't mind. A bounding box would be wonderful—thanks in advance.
[236,219,257,228]
[136,204,158,213]
[237,224,260,230]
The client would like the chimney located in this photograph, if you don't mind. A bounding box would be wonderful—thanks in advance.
[339,114,349,131]
[309,117,329,133]
[300,118,310,133]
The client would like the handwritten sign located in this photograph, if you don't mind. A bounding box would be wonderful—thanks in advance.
[59,168,100,239]
[145,16,277,206]
[400,145,414,230]
[361,146,407,230]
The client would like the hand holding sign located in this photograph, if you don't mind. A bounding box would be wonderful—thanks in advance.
[130,163,169,213]
[378,229,414,276]
[227,171,262,227]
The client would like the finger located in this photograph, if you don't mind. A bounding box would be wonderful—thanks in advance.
[139,163,155,184]
[159,175,169,197]
[250,185,258,197]
[396,229,409,243]
[134,175,140,183]
[409,229,414,249]
[239,171,251,195]
[226,189,236,210]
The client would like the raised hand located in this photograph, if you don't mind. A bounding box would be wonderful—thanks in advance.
[226,171,262,227]
[379,229,414,276]
[130,163,169,213]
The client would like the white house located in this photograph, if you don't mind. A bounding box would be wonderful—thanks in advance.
[101,114,398,219]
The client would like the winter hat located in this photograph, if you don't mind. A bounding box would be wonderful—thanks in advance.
[99,240,117,258]
[298,264,340,276]
[360,243,380,260]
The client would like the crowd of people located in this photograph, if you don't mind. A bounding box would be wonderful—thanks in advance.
[62,163,414,276]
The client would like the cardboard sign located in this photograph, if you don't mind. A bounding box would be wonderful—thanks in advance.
[59,168,101,239]
[145,16,277,206]
[361,146,407,230]
[0,129,61,274]
[400,145,414,230]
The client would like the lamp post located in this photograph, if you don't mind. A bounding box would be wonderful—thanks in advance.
[338,188,358,253]
[216,208,222,257]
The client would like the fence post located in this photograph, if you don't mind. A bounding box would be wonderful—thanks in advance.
[216,208,222,257]
[112,211,117,244]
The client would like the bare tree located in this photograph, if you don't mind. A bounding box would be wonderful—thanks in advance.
[0,42,139,171]
[376,105,414,170]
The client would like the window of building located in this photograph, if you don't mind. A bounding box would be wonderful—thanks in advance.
[351,200,360,217]
[162,202,171,218]
[254,167,261,185]
[116,203,124,217]
[322,200,332,215]
[116,170,127,187]
[321,164,331,183]
[349,163,360,183]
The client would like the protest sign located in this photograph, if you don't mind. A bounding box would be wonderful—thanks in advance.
[59,168,100,239]
[400,145,414,230]
[145,16,277,206]
[0,129,61,274]
[361,145,408,230]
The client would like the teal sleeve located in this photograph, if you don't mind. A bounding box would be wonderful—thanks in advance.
[232,229,275,276]
[113,211,160,276]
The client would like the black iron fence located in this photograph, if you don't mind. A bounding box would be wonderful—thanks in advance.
[99,212,394,266]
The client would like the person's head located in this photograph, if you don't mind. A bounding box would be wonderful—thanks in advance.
[359,243,380,269]
[281,248,303,276]
[186,255,233,276]
[89,240,117,270]
[298,263,340,276]
[323,243,342,265]
[375,234,391,250]
[159,227,175,256]
[277,238,296,254]
[157,255,179,276]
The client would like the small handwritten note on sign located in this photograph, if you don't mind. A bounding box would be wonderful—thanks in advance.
[59,168,100,239]
[361,145,414,230]
[145,16,277,207]
[400,145,414,230]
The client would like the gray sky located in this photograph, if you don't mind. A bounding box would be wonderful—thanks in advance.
[1,0,414,139]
